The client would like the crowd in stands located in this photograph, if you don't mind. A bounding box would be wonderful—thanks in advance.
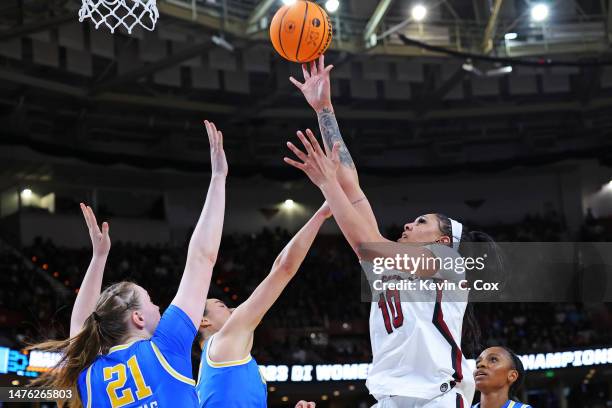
[0,210,611,365]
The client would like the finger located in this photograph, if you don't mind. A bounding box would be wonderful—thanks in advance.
[287,141,309,162]
[210,121,218,142]
[289,76,304,89]
[87,206,101,234]
[310,60,318,77]
[301,64,310,80]
[308,403,316,408]
[305,129,323,155]
[217,130,224,148]
[296,131,315,155]
[331,141,341,163]
[205,120,213,139]
[207,121,218,148]
[324,64,334,74]
[284,157,307,171]
[213,123,222,147]
[204,120,213,143]
[80,203,93,230]
[102,221,110,237]
[318,54,324,72]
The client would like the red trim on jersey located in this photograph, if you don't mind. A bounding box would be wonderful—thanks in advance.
[456,394,465,408]
[432,288,464,383]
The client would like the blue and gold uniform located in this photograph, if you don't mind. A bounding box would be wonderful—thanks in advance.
[473,400,532,408]
[77,305,198,408]
[196,334,267,407]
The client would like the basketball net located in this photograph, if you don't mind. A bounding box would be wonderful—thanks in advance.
[79,0,159,34]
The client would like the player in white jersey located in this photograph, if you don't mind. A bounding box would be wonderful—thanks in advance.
[362,239,475,406]
[285,56,502,408]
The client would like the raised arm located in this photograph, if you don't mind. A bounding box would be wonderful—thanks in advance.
[212,203,331,360]
[70,203,110,337]
[285,131,384,256]
[284,132,436,275]
[171,120,227,329]
[289,55,379,234]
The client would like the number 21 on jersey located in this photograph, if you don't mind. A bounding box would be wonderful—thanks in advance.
[378,289,404,334]
[103,356,153,407]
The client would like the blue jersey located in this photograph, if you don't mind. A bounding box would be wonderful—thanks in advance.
[77,305,199,408]
[196,334,267,407]
[473,400,532,408]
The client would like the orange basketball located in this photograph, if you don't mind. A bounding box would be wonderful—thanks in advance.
[269,1,333,63]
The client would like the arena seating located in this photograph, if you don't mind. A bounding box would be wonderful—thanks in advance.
[1,212,611,364]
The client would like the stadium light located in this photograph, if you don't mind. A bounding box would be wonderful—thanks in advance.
[282,199,295,210]
[411,4,427,21]
[325,0,339,13]
[531,4,549,21]
[504,32,518,40]
[282,0,296,5]
[21,188,32,199]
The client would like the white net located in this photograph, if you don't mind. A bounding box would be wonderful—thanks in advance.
[79,0,159,34]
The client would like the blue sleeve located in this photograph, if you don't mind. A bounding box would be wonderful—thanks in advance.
[152,305,197,363]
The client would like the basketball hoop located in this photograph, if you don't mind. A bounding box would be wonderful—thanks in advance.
[79,0,159,34]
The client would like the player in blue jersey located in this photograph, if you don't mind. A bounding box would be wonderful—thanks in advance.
[472,346,532,408]
[30,120,228,408]
[196,202,332,407]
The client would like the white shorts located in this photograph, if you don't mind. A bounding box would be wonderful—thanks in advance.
[371,391,468,408]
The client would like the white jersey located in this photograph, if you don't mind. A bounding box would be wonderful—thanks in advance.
[363,244,475,404]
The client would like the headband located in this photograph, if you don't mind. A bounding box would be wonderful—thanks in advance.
[449,218,463,250]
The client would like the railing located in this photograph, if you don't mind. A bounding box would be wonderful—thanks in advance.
[160,0,611,58]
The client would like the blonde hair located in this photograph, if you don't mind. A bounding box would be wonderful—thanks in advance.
[28,282,141,407]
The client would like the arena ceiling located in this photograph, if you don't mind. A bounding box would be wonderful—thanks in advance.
[0,0,612,174]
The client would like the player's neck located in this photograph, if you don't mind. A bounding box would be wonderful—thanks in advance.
[201,329,217,345]
[479,389,510,408]
[121,333,150,345]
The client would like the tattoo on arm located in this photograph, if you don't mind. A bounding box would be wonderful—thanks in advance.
[317,108,355,169]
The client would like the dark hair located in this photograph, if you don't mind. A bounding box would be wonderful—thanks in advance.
[501,346,525,399]
[435,214,505,357]
[28,282,141,408]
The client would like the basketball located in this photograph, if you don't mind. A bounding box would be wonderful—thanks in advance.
[270,0,333,63]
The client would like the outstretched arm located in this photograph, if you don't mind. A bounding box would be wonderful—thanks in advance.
[285,131,385,256]
[284,132,437,276]
[290,55,379,234]
[212,203,331,360]
[70,203,110,337]
[171,120,227,329]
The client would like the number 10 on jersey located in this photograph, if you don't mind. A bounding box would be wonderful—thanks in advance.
[378,289,404,334]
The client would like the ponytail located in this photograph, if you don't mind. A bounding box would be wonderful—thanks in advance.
[28,282,140,407]
[435,214,505,358]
